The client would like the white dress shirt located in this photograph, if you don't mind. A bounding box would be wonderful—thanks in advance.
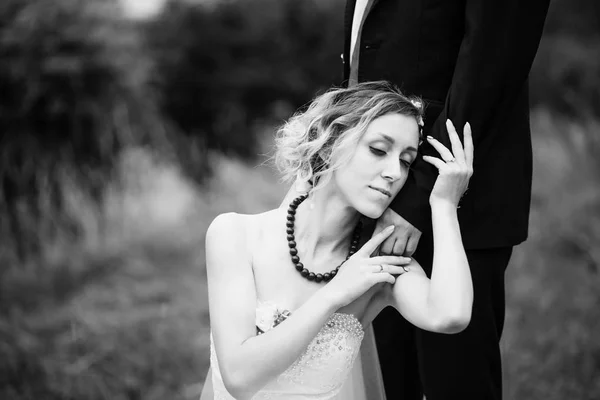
[349,0,374,85]
[350,0,371,66]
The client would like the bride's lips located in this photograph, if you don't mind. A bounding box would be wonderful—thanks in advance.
[368,186,392,197]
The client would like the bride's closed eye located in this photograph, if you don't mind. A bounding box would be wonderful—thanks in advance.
[369,146,386,156]
[370,147,413,169]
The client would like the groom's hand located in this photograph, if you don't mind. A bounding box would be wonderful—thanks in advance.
[374,208,421,256]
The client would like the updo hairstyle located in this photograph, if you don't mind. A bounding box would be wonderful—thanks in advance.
[274,81,424,192]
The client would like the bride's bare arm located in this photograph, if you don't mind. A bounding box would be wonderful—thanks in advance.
[206,213,339,399]
[385,202,473,334]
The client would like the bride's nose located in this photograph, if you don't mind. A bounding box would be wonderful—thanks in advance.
[381,157,402,182]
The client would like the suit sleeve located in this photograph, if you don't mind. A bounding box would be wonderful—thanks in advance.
[390,0,550,233]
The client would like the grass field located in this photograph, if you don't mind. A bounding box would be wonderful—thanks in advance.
[1,109,599,399]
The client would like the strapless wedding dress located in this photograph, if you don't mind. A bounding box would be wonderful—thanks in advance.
[200,300,386,400]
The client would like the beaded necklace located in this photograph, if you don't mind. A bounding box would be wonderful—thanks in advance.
[286,195,362,283]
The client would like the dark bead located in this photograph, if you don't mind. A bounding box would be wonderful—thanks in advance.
[286,221,294,228]
[301,268,309,277]
[287,234,294,241]
[289,248,298,256]
[307,272,316,281]
[287,214,294,221]
[288,240,296,248]
[286,228,294,234]
[291,255,300,263]
[288,209,296,215]
[330,270,337,277]
[323,272,331,281]
[295,263,304,271]
[315,273,323,283]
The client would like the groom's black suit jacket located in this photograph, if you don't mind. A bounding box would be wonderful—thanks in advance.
[343,0,550,249]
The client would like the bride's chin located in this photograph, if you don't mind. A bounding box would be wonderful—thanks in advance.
[355,203,386,219]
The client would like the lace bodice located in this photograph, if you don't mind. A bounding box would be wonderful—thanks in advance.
[209,300,365,399]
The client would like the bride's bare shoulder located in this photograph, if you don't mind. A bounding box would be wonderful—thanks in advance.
[205,209,281,246]
[205,209,282,276]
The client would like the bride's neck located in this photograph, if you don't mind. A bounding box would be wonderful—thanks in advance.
[291,189,361,261]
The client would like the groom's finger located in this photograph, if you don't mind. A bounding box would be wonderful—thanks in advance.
[392,237,407,257]
[404,232,421,256]
[378,236,396,256]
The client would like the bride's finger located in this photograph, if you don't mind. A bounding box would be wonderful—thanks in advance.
[370,272,396,285]
[426,136,455,162]
[422,155,446,170]
[446,120,466,164]
[463,122,474,168]
[372,264,409,275]
[369,255,412,265]
[359,225,395,256]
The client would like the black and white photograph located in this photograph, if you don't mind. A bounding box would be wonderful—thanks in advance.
[1,0,599,399]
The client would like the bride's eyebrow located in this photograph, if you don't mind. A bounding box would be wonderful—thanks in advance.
[373,133,418,154]
[374,132,395,144]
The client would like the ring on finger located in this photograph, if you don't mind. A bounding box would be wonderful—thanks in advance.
[402,266,410,273]
[445,156,456,163]
[377,264,384,273]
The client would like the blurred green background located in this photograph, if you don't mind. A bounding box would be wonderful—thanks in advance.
[1,0,598,399]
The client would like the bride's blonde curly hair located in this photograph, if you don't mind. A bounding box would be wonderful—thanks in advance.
[275,81,424,192]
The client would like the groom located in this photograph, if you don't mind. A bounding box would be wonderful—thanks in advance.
[342,0,550,399]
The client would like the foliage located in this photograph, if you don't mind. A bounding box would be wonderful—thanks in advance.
[0,0,173,261]
[143,0,345,160]
[530,0,600,117]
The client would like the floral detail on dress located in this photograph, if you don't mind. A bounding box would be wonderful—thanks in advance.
[255,300,291,335]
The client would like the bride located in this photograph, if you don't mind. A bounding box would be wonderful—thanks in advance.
[200,81,474,400]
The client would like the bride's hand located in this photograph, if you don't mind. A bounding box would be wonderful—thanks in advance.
[324,226,412,308]
[423,120,474,208]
